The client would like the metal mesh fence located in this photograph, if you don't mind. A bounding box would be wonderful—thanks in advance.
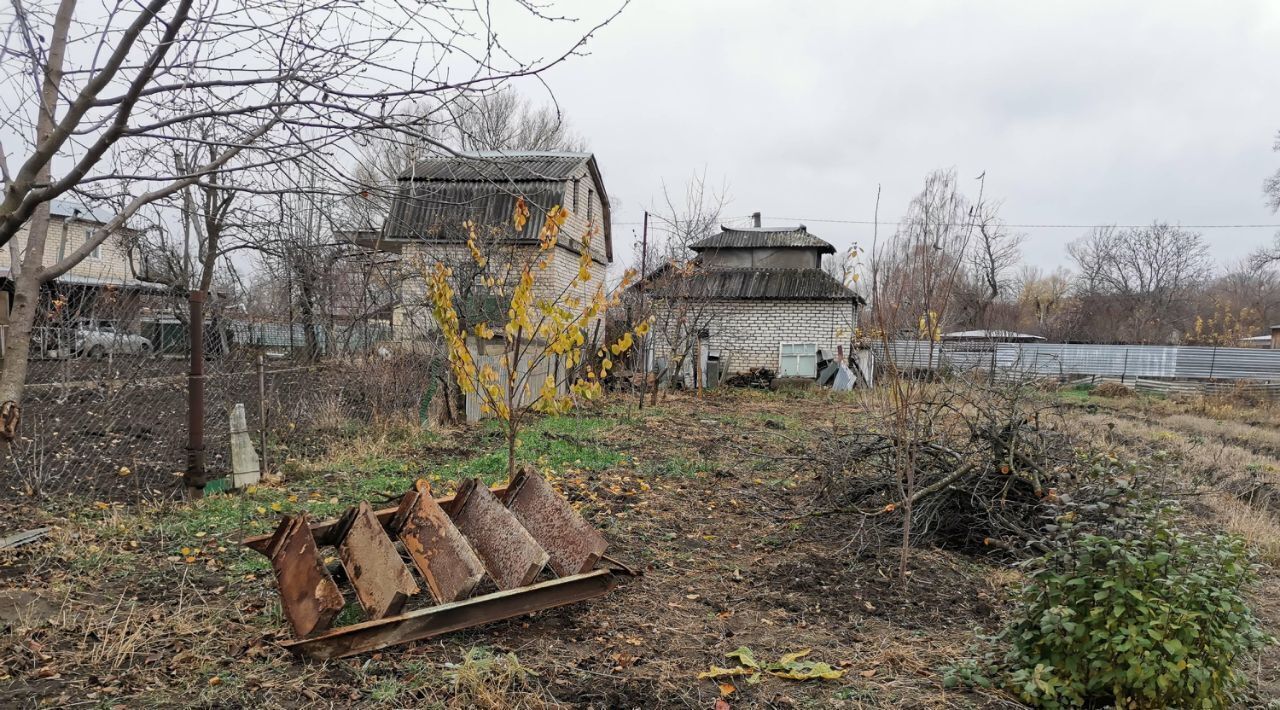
[2,293,438,502]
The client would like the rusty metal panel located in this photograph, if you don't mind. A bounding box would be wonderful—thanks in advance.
[337,502,420,619]
[505,468,607,577]
[395,481,486,603]
[449,478,549,590]
[241,486,510,554]
[266,515,345,637]
[282,569,618,660]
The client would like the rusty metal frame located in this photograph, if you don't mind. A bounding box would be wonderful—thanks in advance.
[242,482,632,659]
[241,485,509,554]
[281,568,619,659]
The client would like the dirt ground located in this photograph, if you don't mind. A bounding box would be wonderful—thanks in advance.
[0,387,1276,708]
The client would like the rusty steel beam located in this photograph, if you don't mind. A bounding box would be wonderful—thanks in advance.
[505,467,607,577]
[281,569,618,660]
[241,485,509,554]
[449,478,549,590]
[394,481,486,604]
[266,515,345,637]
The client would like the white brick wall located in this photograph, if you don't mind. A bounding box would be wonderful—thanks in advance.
[651,298,857,374]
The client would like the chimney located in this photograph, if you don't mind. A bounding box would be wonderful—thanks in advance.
[751,211,761,228]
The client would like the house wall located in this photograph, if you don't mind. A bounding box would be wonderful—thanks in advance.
[651,298,857,374]
[394,242,607,342]
[699,247,821,270]
[1,218,137,284]
[557,165,609,265]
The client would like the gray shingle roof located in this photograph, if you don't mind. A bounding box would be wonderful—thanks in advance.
[401,152,593,182]
[384,181,565,243]
[690,225,835,254]
[651,267,859,301]
[387,151,611,261]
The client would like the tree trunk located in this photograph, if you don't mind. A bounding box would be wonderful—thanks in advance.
[0,268,43,440]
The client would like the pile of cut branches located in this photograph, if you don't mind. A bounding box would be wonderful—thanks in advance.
[814,379,1087,557]
[822,419,1069,555]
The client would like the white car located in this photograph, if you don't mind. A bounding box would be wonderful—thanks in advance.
[75,324,153,358]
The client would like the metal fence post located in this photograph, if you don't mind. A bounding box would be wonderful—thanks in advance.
[258,353,268,479]
[1208,345,1217,380]
[1121,348,1129,384]
[185,291,206,498]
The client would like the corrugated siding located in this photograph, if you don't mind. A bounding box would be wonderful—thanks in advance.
[876,341,1280,381]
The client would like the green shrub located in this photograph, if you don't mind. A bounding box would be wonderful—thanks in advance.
[1000,514,1270,708]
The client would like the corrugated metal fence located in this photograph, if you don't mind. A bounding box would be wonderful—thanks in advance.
[878,341,1280,382]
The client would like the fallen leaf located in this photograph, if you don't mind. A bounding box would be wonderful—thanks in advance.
[698,666,755,680]
[714,699,731,710]
[859,669,877,678]
[718,682,736,697]
[725,646,759,669]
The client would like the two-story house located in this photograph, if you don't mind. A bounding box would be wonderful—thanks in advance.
[643,223,862,381]
[376,151,612,342]
[0,201,163,349]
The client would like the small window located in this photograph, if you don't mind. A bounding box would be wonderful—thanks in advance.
[779,342,817,377]
[587,189,594,221]
[85,229,101,260]
[572,179,580,212]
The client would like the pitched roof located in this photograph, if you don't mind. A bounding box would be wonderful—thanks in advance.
[387,151,611,262]
[690,225,835,254]
[650,267,860,302]
[400,151,594,182]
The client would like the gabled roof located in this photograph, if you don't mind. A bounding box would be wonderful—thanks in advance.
[386,151,611,262]
[690,225,835,254]
[649,267,861,302]
[400,151,593,181]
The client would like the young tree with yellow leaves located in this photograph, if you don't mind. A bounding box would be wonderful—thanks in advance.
[422,198,650,479]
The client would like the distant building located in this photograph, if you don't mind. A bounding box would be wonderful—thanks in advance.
[642,223,862,379]
[1,201,166,347]
[372,151,612,340]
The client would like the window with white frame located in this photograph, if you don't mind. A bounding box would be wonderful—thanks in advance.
[85,229,101,260]
[778,342,817,377]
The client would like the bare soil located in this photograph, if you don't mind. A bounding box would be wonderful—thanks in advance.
[0,388,1273,708]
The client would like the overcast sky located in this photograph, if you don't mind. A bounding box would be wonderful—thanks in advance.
[528,1,1280,271]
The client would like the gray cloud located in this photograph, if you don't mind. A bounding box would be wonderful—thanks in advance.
[541,0,1280,269]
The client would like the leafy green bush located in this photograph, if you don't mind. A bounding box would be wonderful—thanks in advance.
[999,514,1270,708]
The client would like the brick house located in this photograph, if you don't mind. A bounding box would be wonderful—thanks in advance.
[375,151,612,341]
[643,224,861,381]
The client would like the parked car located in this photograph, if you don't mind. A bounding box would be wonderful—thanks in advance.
[75,323,153,358]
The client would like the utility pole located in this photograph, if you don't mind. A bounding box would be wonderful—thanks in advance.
[637,211,648,410]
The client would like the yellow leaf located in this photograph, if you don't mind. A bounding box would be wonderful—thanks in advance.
[270,502,282,512]
[698,666,755,680]
[718,682,736,697]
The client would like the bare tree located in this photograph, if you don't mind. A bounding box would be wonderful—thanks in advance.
[0,0,623,438]
[960,199,1024,329]
[637,171,728,394]
[455,90,587,152]
[1067,223,1211,343]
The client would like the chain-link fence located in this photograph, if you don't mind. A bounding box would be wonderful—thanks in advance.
[2,289,440,503]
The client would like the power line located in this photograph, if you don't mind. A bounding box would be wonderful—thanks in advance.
[750,217,1280,230]
[611,215,1280,229]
